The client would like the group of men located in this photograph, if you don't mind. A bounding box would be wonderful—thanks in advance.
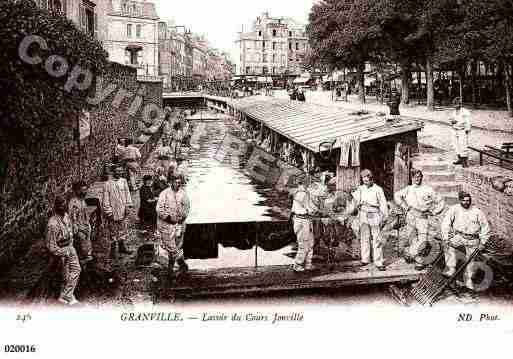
[46,107,194,305]
[290,168,490,291]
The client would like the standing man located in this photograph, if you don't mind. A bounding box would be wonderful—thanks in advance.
[46,195,81,305]
[114,138,127,163]
[290,175,319,272]
[69,181,93,267]
[156,172,191,280]
[349,169,389,270]
[102,165,134,261]
[297,88,306,102]
[394,170,445,270]
[441,191,490,290]
[124,140,142,191]
[450,97,472,167]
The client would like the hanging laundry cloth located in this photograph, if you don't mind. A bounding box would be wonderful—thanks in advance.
[339,136,361,167]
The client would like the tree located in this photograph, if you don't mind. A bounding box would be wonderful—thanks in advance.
[307,0,383,104]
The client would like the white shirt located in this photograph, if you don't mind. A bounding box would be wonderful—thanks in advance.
[291,184,318,215]
[125,145,141,161]
[351,184,388,218]
[394,184,444,214]
[452,107,472,131]
[156,187,191,224]
[441,204,490,243]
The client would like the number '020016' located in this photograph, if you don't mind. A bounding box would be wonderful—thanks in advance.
[4,345,36,353]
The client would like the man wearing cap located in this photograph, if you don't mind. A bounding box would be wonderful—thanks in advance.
[290,174,319,272]
[124,140,142,191]
[46,195,81,305]
[394,170,445,270]
[69,181,93,267]
[157,172,191,280]
[441,191,490,290]
[102,165,134,260]
[348,169,389,270]
[450,98,472,167]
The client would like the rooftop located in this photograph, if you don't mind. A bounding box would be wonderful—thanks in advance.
[230,98,423,152]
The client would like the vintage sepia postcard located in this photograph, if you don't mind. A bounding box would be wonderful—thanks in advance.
[1,0,512,357]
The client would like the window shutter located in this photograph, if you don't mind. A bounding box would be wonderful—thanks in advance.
[125,50,130,64]
[137,51,143,66]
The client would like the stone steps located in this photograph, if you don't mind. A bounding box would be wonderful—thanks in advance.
[422,170,456,182]
[412,155,460,206]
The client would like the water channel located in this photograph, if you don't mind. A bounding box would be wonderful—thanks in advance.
[180,111,295,270]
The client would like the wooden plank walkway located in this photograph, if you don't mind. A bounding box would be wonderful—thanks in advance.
[154,261,423,299]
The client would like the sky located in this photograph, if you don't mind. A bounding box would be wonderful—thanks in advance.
[153,0,316,62]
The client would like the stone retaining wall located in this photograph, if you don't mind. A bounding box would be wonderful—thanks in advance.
[0,62,163,274]
[459,165,513,241]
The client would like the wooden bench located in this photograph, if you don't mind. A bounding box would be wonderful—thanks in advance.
[469,146,513,169]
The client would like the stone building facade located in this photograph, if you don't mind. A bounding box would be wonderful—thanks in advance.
[104,0,160,79]
[36,0,108,42]
[236,12,309,76]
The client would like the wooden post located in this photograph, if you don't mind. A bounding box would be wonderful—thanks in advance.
[393,142,410,193]
[255,222,258,268]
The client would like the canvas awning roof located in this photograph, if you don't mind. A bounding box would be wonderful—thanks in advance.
[229,98,423,153]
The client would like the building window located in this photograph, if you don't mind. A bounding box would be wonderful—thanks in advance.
[258,31,262,36]
[127,24,132,37]
[272,54,276,63]
[136,24,142,38]
[263,54,267,63]
[79,2,96,38]
[262,41,265,49]
[272,29,276,37]
[246,66,250,74]
[289,31,292,37]
[263,66,268,74]
[273,67,276,74]
[296,42,299,50]
[289,42,292,50]
[272,42,276,50]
